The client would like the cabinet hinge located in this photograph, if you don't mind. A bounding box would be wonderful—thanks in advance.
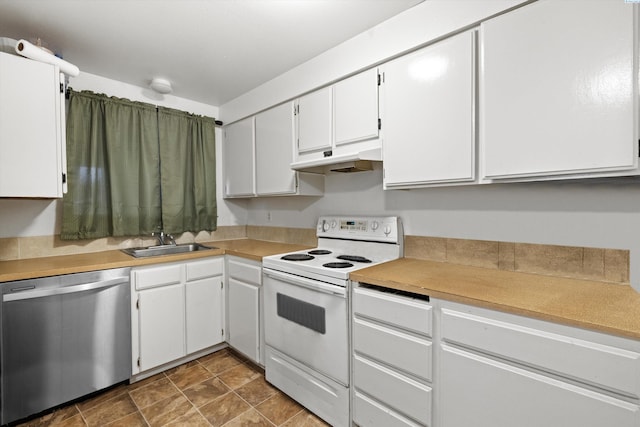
[60,82,64,94]
[378,118,382,130]
[61,173,67,184]
[137,357,141,367]
[377,73,381,86]
[136,298,140,309]
[221,328,224,337]
[221,281,224,289]
[638,139,639,157]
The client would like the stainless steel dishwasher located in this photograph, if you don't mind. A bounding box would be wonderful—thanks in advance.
[1,267,131,424]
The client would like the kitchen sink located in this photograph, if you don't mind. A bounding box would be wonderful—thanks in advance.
[121,243,216,258]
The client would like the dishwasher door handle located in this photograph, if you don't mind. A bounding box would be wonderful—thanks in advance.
[3,277,129,302]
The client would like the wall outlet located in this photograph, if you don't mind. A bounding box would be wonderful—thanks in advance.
[267,211,272,221]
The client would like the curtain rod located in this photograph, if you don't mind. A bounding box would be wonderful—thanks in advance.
[65,88,224,126]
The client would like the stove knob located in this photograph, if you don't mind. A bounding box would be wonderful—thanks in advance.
[331,220,338,229]
[384,225,392,236]
[322,221,330,232]
[371,221,379,231]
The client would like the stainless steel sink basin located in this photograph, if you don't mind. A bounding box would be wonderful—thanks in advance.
[121,243,216,258]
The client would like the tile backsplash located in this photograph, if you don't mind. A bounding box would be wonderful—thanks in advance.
[0,226,247,261]
[404,236,629,284]
[0,227,629,284]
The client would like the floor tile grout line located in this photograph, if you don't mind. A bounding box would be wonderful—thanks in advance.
[175,388,213,426]
[74,403,90,427]
[164,371,213,426]
[126,389,152,427]
[226,388,278,427]
[209,353,308,427]
[76,385,136,426]
[193,353,281,427]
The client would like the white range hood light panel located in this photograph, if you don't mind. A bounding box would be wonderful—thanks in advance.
[290,147,382,172]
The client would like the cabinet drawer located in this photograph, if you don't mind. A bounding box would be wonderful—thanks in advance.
[440,344,640,427]
[186,257,223,281]
[228,258,261,286]
[134,264,182,290]
[354,318,432,381]
[354,355,432,425]
[441,308,640,398]
[353,287,432,336]
[354,392,423,427]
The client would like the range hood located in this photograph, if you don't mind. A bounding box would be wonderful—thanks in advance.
[290,147,381,173]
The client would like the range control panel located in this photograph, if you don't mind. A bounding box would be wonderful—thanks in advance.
[316,216,401,243]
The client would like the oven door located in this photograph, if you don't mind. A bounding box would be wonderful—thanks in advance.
[263,268,348,385]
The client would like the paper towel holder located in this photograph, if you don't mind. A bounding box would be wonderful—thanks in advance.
[150,77,172,94]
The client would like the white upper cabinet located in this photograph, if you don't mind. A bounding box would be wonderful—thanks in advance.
[223,117,255,197]
[382,31,476,189]
[0,52,66,198]
[255,102,297,195]
[223,104,323,198]
[296,86,332,154]
[479,0,637,181]
[334,68,379,146]
[293,68,382,169]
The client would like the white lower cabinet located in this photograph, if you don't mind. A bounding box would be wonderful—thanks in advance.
[138,281,185,372]
[226,256,263,365]
[186,259,224,354]
[352,283,433,427]
[132,257,224,374]
[437,300,640,427]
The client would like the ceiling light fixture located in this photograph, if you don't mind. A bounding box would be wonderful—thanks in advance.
[150,77,172,94]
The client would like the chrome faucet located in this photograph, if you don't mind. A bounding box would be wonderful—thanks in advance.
[151,230,176,246]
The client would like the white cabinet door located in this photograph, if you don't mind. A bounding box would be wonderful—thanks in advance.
[223,117,255,197]
[0,52,64,197]
[440,344,640,427]
[138,284,185,371]
[296,86,332,154]
[227,277,260,363]
[334,68,379,146]
[185,276,223,354]
[383,31,475,188]
[480,0,637,179]
[255,102,296,195]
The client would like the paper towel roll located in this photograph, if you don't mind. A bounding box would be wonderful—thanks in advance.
[15,39,80,77]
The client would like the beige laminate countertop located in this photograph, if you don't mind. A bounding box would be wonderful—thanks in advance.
[350,258,640,340]
[4,244,639,341]
[0,239,311,283]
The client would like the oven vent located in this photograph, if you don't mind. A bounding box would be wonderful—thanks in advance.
[329,160,374,173]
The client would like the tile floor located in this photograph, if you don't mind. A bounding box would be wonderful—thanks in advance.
[16,348,329,427]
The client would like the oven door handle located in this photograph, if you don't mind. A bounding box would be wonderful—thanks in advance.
[263,269,347,297]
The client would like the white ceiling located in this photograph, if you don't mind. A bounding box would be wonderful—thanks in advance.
[0,0,423,106]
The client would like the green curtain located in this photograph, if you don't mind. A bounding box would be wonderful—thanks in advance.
[158,107,217,234]
[61,90,218,240]
[61,90,161,240]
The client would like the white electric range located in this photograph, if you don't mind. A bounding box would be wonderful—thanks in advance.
[262,216,403,426]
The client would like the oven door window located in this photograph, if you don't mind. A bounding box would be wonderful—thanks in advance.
[277,293,326,334]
